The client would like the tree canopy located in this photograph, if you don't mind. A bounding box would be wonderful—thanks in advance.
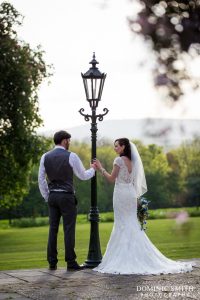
[0,2,51,208]
[129,0,200,101]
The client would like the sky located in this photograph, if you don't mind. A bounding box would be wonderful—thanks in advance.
[10,0,200,132]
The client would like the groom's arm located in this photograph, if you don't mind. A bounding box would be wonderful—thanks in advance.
[69,152,95,180]
[38,154,49,201]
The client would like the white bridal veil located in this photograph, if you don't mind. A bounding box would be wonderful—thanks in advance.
[130,142,147,198]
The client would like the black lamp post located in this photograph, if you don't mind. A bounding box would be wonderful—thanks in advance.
[79,53,109,267]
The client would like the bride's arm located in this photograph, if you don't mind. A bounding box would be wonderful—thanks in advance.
[101,165,119,183]
[94,159,119,183]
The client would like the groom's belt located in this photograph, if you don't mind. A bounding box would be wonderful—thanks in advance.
[49,189,74,194]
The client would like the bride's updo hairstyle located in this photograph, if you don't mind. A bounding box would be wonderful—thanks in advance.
[114,138,131,160]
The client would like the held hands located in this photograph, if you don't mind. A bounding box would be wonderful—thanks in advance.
[90,162,97,170]
[91,158,106,176]
[92,158,108,177]
[92,158,103,170]
[90,158,101,170]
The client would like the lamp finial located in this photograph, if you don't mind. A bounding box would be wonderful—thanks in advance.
[90,52,99,68]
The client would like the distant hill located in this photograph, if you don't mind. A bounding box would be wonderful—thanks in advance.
[43,118,200,149]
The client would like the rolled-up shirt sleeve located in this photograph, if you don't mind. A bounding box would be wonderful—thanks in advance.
[38,154,49,201]
[69,152,95,180]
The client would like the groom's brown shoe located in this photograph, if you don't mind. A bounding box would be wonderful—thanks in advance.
[67,261,85,271]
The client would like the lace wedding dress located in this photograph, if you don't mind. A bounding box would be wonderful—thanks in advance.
[93,156,196,275]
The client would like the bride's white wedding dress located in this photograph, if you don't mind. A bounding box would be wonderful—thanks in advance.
[93,156,196,275]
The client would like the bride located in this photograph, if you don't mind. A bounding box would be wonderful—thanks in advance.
[93,138,196,275]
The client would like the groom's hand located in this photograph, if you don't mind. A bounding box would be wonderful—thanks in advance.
[92,158,102,170]
[90,161,97,170]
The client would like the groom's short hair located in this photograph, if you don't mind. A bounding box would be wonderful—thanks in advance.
[53,130,71,145]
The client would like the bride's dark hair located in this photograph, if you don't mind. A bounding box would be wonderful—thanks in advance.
[114,138,131,160]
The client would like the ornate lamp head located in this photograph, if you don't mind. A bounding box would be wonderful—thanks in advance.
[81,52,107,109]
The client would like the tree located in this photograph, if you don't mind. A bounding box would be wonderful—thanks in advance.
[140,143,172,208]
[171,138,200,207]
[0,2,51,208]
[129,1,200,101]
[19,164,50,217]
[166,151,186,206]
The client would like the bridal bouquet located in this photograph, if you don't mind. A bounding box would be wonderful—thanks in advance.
[137,197,150,231]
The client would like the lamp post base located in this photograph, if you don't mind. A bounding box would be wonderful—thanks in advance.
[84,259,101,268]
[84,210,102,268]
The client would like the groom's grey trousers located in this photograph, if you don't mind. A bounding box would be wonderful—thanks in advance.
[47,191,77,265]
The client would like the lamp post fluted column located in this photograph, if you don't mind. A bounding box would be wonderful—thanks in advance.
[79,53,108,267]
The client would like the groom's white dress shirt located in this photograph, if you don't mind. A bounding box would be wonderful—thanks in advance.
[38,145,95,201]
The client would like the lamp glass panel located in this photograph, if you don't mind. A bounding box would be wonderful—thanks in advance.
[86,79,92,99]
[93,78,101,100]
[98,78,104,100]
[83,79,89,99]
[83,77,103,100]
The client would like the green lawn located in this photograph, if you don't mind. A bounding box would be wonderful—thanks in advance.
[0,217,199,270]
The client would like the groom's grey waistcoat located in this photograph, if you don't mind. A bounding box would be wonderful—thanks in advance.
[44,148,73,193]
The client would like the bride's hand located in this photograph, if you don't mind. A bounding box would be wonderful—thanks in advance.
[90,162,97,170]
[93,158,102,170]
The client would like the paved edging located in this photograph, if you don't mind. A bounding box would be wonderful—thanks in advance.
[0,259,199,299]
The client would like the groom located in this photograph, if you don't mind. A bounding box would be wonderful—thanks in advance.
[38,130,96,271]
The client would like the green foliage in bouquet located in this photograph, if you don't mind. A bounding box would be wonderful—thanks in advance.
[137,197,150,231]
